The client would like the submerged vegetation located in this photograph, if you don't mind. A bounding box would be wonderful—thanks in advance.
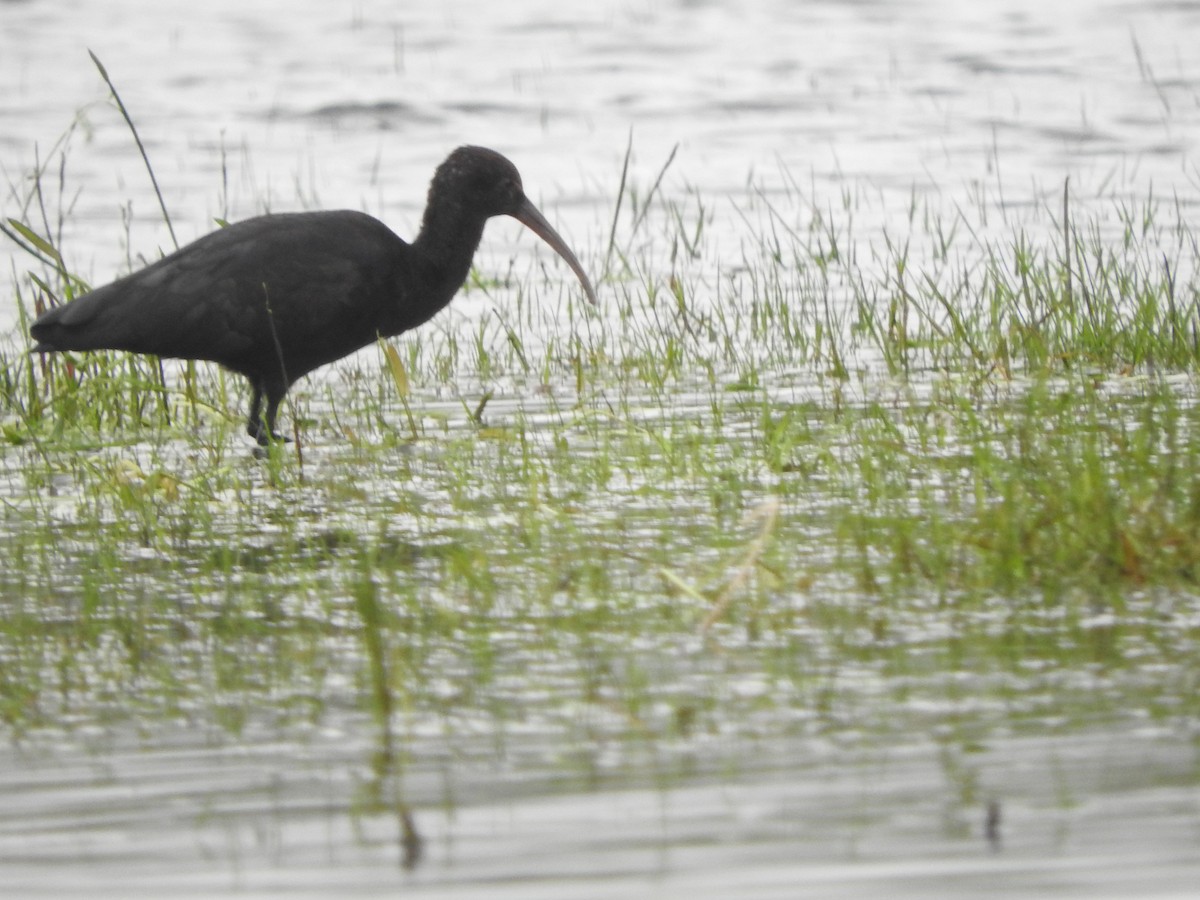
[1,120,1199,838]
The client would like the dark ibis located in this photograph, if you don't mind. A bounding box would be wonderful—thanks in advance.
[30,145,597,444]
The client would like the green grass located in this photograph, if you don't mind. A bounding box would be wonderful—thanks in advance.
[1,118,1199,798]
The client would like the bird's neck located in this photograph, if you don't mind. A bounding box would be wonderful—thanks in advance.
[412,198,489,303]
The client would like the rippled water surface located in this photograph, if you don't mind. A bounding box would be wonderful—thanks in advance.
[3,0,1199,298]
[3,0,1200,896]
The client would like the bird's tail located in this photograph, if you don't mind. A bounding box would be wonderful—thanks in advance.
[29,310,65,353]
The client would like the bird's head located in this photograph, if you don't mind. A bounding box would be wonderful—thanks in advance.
[428,146,597,305]
[432,146,526,218]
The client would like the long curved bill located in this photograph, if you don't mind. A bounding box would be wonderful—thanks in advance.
[511,197,598,306]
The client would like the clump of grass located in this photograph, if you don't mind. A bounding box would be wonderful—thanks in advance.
[800,374,1200,603]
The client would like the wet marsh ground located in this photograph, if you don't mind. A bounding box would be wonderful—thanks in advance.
[2,122,1200,895]
[6,1,1200,888]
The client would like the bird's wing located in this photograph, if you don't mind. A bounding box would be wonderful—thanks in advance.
[34,212,408,380]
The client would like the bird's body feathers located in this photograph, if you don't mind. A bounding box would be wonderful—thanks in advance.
[30,146,596,444]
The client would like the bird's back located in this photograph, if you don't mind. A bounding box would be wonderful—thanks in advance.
[31,210,413,385]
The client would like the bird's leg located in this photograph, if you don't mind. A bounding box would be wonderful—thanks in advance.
[246,386,269,444]
[263,392,290,444]
[245,385,290,445]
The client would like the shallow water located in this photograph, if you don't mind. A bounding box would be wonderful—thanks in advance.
[3,0,1199,305]
[3,721,1198,898]
[3,0,1200,896]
